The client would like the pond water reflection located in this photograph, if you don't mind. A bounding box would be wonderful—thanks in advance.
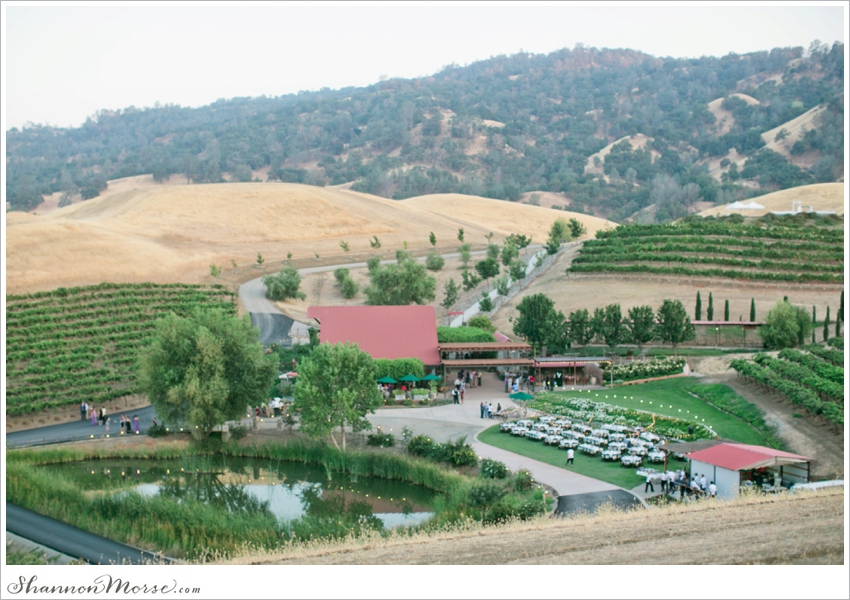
[44,456,435,529]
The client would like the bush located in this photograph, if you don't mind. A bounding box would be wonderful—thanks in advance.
[437,326,496,343]
[425,252,445,271]
[333,268,349,285]
[228,423,249,441]
[340,276,359,299]
[467,315,496,333]
[403,399,414,407]
[479,458,510,479]
[407,435,478,467]
[366,432,396,447]
[147,422,169,438]
[512,469,533,492]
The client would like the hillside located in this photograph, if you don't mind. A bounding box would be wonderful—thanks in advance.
[226,488,844,566]
[6,43,844,223]
[5,182,614,294]
[699,182,845,217]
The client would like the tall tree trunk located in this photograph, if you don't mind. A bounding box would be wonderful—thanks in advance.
[329,431,340,451]
[341,425,346,452]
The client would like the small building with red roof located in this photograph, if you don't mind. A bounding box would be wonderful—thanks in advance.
[686,442,812,499]
[307,306,441,365]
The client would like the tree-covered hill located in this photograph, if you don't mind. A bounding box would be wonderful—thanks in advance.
[6,42,844,221]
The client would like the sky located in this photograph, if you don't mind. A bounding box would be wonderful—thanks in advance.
[2,2,846,131]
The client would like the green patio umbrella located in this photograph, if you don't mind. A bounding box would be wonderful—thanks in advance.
[398,374,421,383]
[509,392,534,401]
[420,374,442,381]
[377,376,398,384]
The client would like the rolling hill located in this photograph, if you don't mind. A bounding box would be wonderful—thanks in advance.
[699,182,845,217]
[5,182,614,294]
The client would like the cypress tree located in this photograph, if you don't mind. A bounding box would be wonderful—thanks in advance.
[839,291,844,324]
[823,307,830,341]
[750,298,756,322]
[695,292,702,320]
[812,305,816,324]
[812,330,816,344]
[707,293,714,321]
[724,299,730,321]
[836,316,841,337]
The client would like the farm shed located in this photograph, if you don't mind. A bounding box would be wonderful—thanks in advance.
[686,443,812,500]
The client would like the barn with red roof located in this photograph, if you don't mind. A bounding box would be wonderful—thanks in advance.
[686,442,812,499]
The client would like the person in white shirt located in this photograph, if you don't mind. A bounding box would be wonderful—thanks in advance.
[660,471,668,493]
[709,481,717,497]
[700,475,707,490]
[566,448,574,465]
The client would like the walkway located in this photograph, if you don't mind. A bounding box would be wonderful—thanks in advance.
[369,373,623,499]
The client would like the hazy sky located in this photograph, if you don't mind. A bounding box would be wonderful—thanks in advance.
[2,2,846,130]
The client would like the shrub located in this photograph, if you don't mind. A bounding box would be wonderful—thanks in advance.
[147,422,169,438]
[333,268,349,285]
[366,432,396,447]
[512,469,533,492]
[340,277,359,299]
[403,399,414,407]
[228,423,249,441]
[479,458,510,479]
[425,252,445,271]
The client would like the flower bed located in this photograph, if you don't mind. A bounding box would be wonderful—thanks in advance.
[603,357,686,383]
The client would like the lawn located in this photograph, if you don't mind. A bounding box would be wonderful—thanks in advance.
[542,379,772,446]
[478,379,774,489]
[478,425,686,489]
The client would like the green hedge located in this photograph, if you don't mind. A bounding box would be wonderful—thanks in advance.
[437,326,496,343]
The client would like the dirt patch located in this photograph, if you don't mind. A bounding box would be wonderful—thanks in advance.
[700,373,844,479]
[226,489,844,565]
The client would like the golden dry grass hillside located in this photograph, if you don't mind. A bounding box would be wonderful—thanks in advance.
[698,182,845,217]
[584,133,655,177]
[706,93,760,136]
[220,488,844,565]
[760,104,828,169]
[5,183,616,294]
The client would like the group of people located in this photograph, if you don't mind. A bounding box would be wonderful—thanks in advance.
[542,372,570,391]
[504,373,535,393]
[79,401,140,433]
[656,469,717,498]
[479,402,501,419]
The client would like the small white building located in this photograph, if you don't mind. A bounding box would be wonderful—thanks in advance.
[687,443,812,500]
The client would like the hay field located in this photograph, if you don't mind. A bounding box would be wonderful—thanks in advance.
[6,183,615,294]
[221,488,844,565]
[699,182,845,217]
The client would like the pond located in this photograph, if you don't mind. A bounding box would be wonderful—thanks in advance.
[43,456,436,529]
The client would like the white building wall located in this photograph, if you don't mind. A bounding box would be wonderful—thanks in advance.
[690,459,740,500]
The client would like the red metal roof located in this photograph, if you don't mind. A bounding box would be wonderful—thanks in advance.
[307,306,440,365]
[687,443,811,471]
[494,331,513,343]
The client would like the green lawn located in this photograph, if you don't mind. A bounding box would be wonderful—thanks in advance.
[478,379,773,489]
[478,425,688,489]
[547,379,772,445]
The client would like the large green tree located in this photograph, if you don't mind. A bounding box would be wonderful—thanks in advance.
[545,218,570,254]
[475,257,500,288]
[761,300,810,350]
[601,303,625,354]
[294,342,382,451]
[364,251,436,305]
[441,278,459,310]
[568,308,594,348]
[655,299,695,356]
[626,305,656,355]
[513,294,563,352]
[263,266,306,301]
[138,308,276,437]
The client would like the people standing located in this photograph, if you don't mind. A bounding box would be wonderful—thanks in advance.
[660,471,668,493]
[645,473,655,493]
[496,403,502,414]
[480,402,485,419]
[91,407,98,426]
[452,389,459,404]
[133,415,140,434]
[709,481,717,497]
[700,474,707,491]
[460,388,465,403]
[566,448,574,465]
[125,416,132,434]
[80,401,87,421]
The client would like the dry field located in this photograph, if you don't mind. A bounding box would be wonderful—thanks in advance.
[220,488,844,565]
[489,249,844,337]
[5,182,614,295]
[699,182,846,217]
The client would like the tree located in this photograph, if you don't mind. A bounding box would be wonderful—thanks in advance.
[567,218,587,239]
[457,228,465,243]
[655,299,695,356]
[441,278,459,310]
[626,305,655,355]
[263,266,306,301]
[467,315,496,333]
[138,309,276,437]
[429,231,437,247]
[591,307,606,344]
[506,233,532,255]
[823,307,830,341]
[545,218,569,254]
[568,309,594,348]
[458,243,472,270]
[695,292,702,321]
[339,241,350,253]
[724,299,730,322]
[707,292,714,321]
[366,256,381,273]
[370,236,382,249]
[209,264,221,278]
[509,260,526,281]
[461,269,481,293]
[294,342,382,451]
[425,252,445,271]
[475,257,500,287]
[334,268,350,285]
[601,304,625,354]
[486,244,500,261]
[500,241,518,266]
[256,253,265,267]
[340,277,359,299]
[364,253,436,305]
[495,276,510,296]
[761,300,809,350]
[750,298,756,322]
[478,292,494,313]
[513,294,559,351]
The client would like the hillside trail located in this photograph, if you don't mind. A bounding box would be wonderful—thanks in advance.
[698,371,844,479]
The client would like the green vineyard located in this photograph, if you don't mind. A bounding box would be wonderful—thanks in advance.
[5,283,236,415]
[730,341,844,427]
[569,218,844,284]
